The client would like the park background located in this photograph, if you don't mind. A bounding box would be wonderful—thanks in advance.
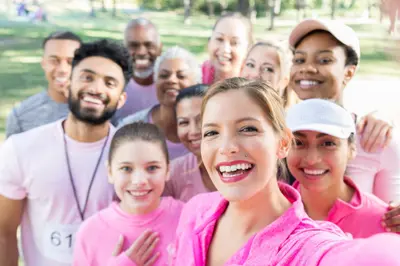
[0,0,399,144]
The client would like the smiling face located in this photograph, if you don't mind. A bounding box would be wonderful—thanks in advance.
[155,58,196,107]
[125,24,162,80]
[287,130,355,192]
[68,56,126,125]
[201,89,287,201]
[241,45,282,92]
[290,31,356,101]
[208,17,249,78]
[41,39,81,95]
[176,97,202,157]
[108,140,169,215]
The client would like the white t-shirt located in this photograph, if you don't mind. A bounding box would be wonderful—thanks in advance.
[0,119,115,266]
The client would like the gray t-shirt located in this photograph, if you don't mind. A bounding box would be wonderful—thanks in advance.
[6,90,69,138]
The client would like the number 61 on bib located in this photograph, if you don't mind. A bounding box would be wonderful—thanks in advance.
[42,223,80,263]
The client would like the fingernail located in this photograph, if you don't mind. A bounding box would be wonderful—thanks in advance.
[386,228,391,232]
[381,221,386,227]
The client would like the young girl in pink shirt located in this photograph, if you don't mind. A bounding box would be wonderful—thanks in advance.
[163,84,217,202]
[286,99,390,238]
[171,77,400,265]
[202,13,253,85]
[73,122,183,266]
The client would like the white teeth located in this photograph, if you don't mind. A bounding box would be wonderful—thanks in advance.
[303,169,326,175]
[219,163,252,173]
[218,56,231,62]
[299,80,319,86]
[136,59,149,65]
[191,139,201,145]
[129,191,149,196]
[55,77,68,82]
[83,96,103,105]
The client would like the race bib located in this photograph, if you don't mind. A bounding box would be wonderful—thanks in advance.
[42,223,80,263]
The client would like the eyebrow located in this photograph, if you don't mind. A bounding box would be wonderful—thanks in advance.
[293,132,330,138]
[81,69,119,83]
[294,49,334,55]
[215,32,240,39]
[203,117,260,128]
[118,160,162,165]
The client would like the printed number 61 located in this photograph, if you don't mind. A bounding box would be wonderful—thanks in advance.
[51,231,73,248]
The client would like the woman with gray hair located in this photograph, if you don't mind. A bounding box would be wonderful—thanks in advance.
[118,46,201,159]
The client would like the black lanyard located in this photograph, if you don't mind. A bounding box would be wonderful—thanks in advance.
[63,129,110,221]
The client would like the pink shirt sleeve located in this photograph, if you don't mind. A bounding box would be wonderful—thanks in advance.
[201,60,214,85]
[318,233,400,265]
[72,229,92,266]
[0,137,27,199]
[373,132,400,202]
[107,254,137,266]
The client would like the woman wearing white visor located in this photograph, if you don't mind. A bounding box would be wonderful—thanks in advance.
[288,20,400,222]
[286,99,394,238]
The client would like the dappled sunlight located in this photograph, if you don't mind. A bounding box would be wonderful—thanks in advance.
[84,30,122,40]
[9,56,41,64]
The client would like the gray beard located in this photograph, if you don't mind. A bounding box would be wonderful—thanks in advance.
[134,68,154,79]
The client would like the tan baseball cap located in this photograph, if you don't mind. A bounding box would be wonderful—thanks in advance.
[289,19,360,61]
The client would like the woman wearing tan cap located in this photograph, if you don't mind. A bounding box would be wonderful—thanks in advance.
[287,19,400,231]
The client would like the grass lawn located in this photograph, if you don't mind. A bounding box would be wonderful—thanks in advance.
[1,4,399,142]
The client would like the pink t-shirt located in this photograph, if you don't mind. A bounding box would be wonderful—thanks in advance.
[201,60,215,85]
[347,130,400,203]
[0,120,115,266]
[73,197,183,266]
[171,182,400,265]
[113,78,158,122]
[293,177,388,238]
[163,153,210,202]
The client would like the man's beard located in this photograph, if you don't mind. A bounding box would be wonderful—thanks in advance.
[133,67,154,79]
[68,93,118,125]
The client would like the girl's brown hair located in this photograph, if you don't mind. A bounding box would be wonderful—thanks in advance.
[201,77,292,179]
[109,122,170,165]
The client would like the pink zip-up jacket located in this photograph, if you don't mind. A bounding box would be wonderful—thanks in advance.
[171,182,400,265]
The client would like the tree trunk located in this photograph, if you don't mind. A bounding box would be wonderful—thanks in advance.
[206,0,215,18]
[331,0,336,19]
[221,0,228,13]
[101,0,107,12]
[238,0,250,17]
[184,0,192,24]
[268,0,276,30]
[90,0,96,17]
[112,0,117,17]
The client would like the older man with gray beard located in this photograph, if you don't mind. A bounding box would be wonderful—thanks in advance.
[113,18,163,124]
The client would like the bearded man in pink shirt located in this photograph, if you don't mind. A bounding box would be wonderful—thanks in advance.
[0,39,130,266]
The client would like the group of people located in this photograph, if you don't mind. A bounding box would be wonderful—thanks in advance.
[1,12,400,266]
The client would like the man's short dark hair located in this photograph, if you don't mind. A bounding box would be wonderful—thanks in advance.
[72,39,133,86]
[42,31,82,48]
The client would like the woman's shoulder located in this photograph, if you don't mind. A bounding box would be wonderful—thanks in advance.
[76,206,113,240]
[177,192,222,227]
[169,153,198,178]
[117,106,154,127]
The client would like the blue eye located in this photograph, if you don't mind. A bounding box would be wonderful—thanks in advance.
[120,166,132,172]
[147,165,159,172]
